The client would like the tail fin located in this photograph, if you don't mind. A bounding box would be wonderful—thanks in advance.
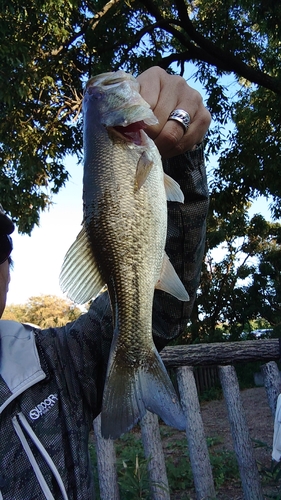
[101,347,186,439]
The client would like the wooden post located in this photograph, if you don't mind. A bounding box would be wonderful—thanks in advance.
[177,365,216,500]
[93,414,119,500]
[140,411,170,500]
[218,365,264,500]
[262,361,281,417]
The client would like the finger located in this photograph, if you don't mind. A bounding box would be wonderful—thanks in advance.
[137,67,181,138]
[153,120,185,158]
[154,106,211,158]
[136,69,161,123]
[137,67,211,156]
[152,103,211,157]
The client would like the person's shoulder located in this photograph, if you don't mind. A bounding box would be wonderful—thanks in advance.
[0,320,46,393]
[0,322,39,359]
[0,319,23,333]
[0,319,40,338]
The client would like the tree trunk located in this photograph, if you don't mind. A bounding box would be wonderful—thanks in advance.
[177,365,216,500]
[161,339,280,367]
[140,411,170,500]
[218,365,264,500]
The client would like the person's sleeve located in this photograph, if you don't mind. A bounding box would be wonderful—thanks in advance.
[37,145,208,415]
[63,144,209,367]
[37,293,112,420]
[90,145,209,354]
[152,143,209,350]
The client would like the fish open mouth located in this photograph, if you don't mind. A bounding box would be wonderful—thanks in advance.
[111,121,147,146]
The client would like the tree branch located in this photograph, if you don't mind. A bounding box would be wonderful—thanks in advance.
[174,0,281,94]
[139,0,281,95]
[48,0,122,58]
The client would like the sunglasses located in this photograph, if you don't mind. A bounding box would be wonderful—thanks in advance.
[0,234,13,265]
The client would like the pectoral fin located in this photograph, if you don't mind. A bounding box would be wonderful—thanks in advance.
[135,151,154,190]
[164,174,184,203]
[155,252,189,301]
[59,226,105,304]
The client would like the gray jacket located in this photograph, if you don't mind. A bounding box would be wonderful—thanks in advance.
[0,148,209,499]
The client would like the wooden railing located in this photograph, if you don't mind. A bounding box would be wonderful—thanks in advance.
[93,339,281,500]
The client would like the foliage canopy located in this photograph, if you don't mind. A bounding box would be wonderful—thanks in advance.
[1,0,281,335]
[3,294,82,328]
[1,0,280,231]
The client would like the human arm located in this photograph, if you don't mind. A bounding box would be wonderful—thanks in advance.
[153,146,209,350]
[137,66,211,157]
[37,67,210,414]
[137,66,210,349]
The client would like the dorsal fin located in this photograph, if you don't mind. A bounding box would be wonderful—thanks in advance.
[59,226,105,304]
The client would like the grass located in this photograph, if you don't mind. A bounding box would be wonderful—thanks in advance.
[88,379,281,499]
[253,439,281,499]
[89,426,281,499]
[89,424,240,499]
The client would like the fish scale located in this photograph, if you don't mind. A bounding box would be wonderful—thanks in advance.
[60,70,190,438]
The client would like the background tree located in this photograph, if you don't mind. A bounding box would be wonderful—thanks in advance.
[1,0,280,338]
[3,294,82,328]
[186,214,281,343]
[1,0,280,230]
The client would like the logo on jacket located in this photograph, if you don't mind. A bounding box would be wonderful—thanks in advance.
[29,394,58,420]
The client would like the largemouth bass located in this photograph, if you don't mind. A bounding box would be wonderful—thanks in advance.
[60,70,189,439]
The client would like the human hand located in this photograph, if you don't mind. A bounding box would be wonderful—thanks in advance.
[137,66,211,158]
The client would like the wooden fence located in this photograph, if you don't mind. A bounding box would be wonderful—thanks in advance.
[93,339,281,499]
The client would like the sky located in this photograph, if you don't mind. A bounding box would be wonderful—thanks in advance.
[5,69,273,306]
[7,154,272,306]
[6,65,204,305]
[7,155,83,305]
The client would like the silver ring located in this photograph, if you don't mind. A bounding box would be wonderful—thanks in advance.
[168,109,190,133]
